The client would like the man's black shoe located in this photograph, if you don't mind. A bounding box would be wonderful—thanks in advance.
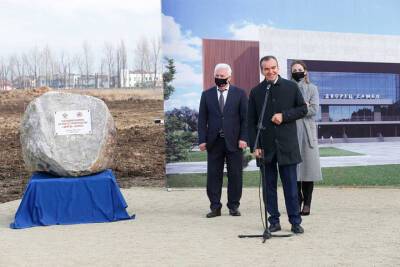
[206,209,221,218]
[229,208,241,216]
[268,223,281,232]
[291,224,304,234]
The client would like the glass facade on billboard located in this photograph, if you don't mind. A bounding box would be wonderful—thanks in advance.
[306,71,400,123]
[284,59,400,139]
[309,72,400,101]
[329,106,373,122]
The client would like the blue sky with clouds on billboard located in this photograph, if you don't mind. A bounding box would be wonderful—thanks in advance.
[162,0,400,111]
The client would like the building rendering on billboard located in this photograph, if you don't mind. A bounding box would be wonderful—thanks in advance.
[203,27,400,140]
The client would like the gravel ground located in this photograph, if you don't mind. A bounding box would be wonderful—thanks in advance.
[1,187,399,266]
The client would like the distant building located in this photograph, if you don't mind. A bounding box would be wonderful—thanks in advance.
[120,69,162,88]
[77,74,110,89]
[10,70,162,89]
[49,74,80,88]
[12,76,35,89]
[29,73,109,89]
[0,80,14,91]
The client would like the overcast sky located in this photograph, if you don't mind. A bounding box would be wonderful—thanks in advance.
[0,0,161,63]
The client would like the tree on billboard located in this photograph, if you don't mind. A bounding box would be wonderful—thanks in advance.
[165,107,198,162]
[165,115,197,162]
[166,107,198,132]
[163,57,175,100]
[163,57,199,162]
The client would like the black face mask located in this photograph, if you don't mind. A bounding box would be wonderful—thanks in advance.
[215,77,228,87]
[292,71,305,82]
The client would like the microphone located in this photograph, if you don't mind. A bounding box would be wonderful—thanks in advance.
[254,80,272,167]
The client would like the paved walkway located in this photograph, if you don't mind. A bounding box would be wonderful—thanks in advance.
[166,142,400,174]
[1,187,399,266]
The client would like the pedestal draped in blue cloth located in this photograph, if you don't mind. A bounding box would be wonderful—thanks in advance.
[11,169,133,229]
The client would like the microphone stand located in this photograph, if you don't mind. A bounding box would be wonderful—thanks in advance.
[238,83,292,243]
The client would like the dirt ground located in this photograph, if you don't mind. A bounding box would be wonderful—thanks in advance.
[0,88,165,203]
[0,187,399,266]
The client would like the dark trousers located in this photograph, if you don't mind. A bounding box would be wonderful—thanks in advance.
[261,156,301,225]
[297,181,314,207]
[207,137,243,211]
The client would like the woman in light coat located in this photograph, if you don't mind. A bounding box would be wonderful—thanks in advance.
[291,60,322,216]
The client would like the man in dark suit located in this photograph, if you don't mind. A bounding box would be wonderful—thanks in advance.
[198,63,248,218]
[248,56,307,234]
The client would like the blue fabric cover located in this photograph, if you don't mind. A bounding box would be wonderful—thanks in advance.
[11,169,133,229]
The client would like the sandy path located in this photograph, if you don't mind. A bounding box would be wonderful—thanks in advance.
[1,187,399,266]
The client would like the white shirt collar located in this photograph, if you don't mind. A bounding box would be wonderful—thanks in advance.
[217,84,230,92]
[265,77,278,86]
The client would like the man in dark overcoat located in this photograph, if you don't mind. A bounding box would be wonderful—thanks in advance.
[248,56,307,234]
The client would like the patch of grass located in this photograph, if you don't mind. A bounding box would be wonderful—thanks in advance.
[167,172,263,187]
[321,165,400,186]
[319,147,363,157]
[167,164,400,187]
[180,147,363,162]
[186,151,207,162]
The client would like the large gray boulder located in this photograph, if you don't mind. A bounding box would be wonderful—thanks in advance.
[20,91,116,177]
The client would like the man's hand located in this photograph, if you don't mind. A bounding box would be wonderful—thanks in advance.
[271,113,283,125]
[199,143,207,151]
[238,140,247,149]
[253,148,263,158]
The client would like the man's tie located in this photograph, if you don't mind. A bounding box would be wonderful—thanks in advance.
[218,89,225,113]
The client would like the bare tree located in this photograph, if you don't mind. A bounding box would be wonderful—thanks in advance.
[1,41,136,90]
[116,45,121,88]
[5,56,15,88]
[67,53,77,88]
[50,55,59,88]
[41,45,53,87]
[8,56,17,88]
[151,36,161,87]
[134,36,151,86]
[24,53,34,88]
[0,57,10,90]
[74,53,84,88]
[11,54,28,89]
[22,53,31,88]
[116,40,127,88]
[82,41,93,88]
[99,59,106,88]
[103,42,115,88]
[58,51,69,89]
[27,46,41,87]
